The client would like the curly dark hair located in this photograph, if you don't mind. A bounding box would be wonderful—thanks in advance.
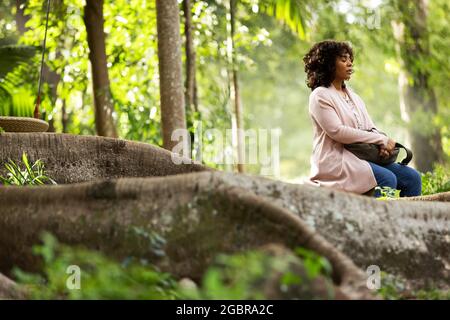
[303,40,354,91]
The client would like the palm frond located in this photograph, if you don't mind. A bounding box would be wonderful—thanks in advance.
[258,0,309,40]
[0,37,19,47]
[0,45,37,116]
[0,45,36,80]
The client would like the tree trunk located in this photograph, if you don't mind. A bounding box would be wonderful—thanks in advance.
[0,133,208,184]
[15,0,29,34]
[0,175,374,299]
[83,0,117,138]
[230,0,245,173]
[0,170,449,296]
[392,0,443,172]
[406,192,450,202]
[182,0,198,113]
[156,0,187,154]
[61,99,68,133]
[0,134,448,294]
[182,0,201,162]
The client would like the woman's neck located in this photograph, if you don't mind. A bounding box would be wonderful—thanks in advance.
[332,79,345,91]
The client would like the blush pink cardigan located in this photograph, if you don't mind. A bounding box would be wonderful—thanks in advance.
[306,84,389,194]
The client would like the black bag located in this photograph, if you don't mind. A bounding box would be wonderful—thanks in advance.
[344,129,413,166]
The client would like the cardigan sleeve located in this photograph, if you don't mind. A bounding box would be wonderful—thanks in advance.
[310,91,389,147]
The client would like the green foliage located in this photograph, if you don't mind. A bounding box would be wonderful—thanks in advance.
[421,164,450,195]
[14,233,179,300]
[180,247,333,299]
[378,272,450,300]
[0,87,36,117]
[0,44,37,117]
[0,44,36,79]
[21,0,162,141]
[257,0,309,39]
[294,247,332,279]
[14,234,334,300]
[0,152,56,185]
[14,234,447,300]
[375,186,401,200]
[0,0,448,179]
[413,289,450,300]
[180,251,271,299]
[377,272,406,300]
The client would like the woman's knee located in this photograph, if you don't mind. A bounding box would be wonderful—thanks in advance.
[410,168,421,184]
[379,170,397,188]
[402,167,422,194]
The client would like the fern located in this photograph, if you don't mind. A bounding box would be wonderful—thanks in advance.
[0,44,37,117]
[0,45,36,79]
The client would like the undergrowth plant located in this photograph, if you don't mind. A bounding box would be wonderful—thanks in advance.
[0,152,56,185]
[421,164,450,195]
[375,186,400,200]
[13,233,179,300]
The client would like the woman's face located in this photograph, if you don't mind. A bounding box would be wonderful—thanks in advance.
[335,52,353,81]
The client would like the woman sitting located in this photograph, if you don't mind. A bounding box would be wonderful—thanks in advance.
[303,40,421,197]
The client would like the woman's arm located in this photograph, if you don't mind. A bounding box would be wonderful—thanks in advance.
[310,92,389,147]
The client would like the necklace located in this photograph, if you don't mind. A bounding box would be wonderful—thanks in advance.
[341,91,363,129]
[342,91,350,103]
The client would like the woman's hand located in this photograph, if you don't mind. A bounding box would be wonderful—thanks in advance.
[386,138,396,152]
[379,138,396,158]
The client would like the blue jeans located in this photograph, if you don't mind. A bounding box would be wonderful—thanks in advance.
[367,161,422,198]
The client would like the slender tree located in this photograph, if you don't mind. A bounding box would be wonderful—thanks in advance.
[61,99,68,133]
[229,0,245,173]
[182,0,202,161]
[15,0,28,34]
[156,0,187,154]
[392,0,443,172]
[182,0,198,113]
[83,0,117,138]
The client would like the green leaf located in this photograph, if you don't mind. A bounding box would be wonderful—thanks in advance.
[0,153,56,186]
